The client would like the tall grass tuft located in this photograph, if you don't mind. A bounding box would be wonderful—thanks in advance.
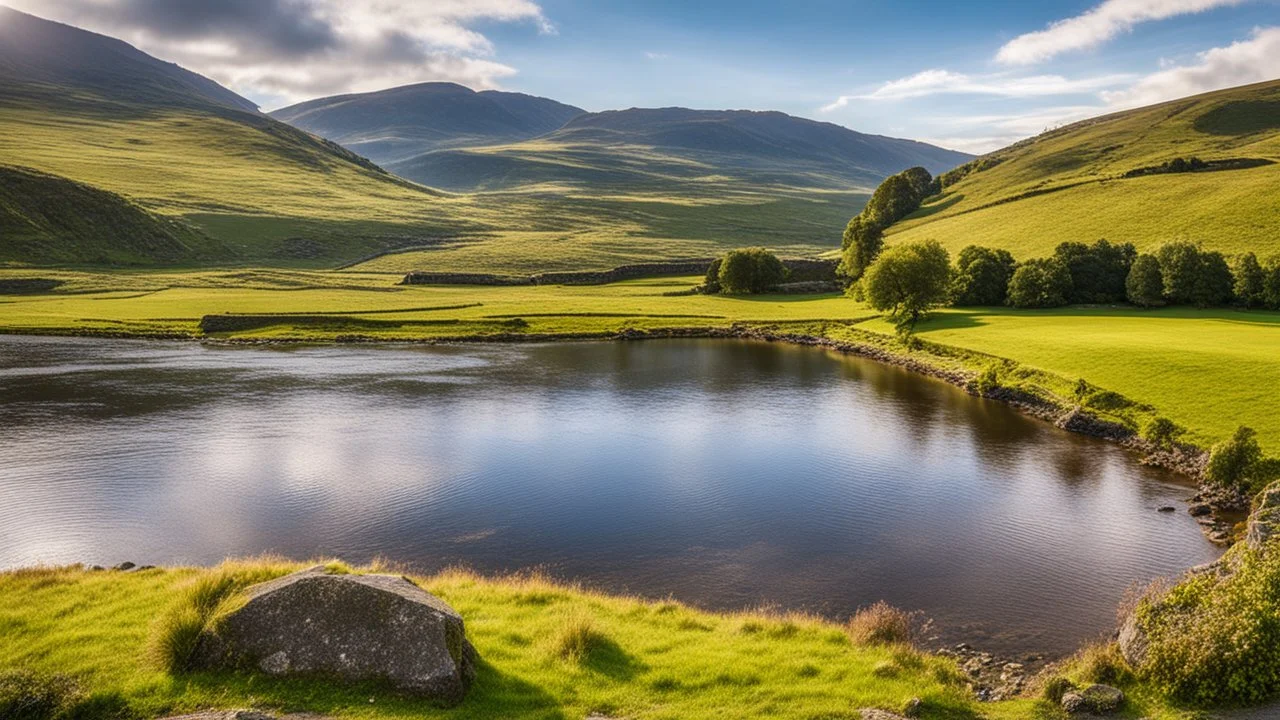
[846,601,918,647]
[550,611,609,663]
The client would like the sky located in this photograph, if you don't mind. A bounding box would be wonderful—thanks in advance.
[7,0,1280,153]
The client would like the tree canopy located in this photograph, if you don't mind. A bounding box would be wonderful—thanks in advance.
[717,248,788,294]
[861,239,951,335]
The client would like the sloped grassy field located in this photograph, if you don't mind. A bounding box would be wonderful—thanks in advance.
[889,80,1280,258]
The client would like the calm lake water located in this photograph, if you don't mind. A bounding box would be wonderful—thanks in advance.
[0,335,1219,656]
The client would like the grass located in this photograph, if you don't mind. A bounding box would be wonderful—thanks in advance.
[0,561,1008,720]
[3,268,1279,453]
[888,79,1280,258]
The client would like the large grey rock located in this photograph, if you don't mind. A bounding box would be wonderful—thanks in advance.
[1247,483,1280,549]
[1117,611,1149,669]
[191,567,476,704]
[1062,684,1125,714]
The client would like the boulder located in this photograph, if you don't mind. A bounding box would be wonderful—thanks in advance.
[1117,611,1148,669]
[1247,482,1280,549]
[191,567,476,704]
[1061,684,1125,714]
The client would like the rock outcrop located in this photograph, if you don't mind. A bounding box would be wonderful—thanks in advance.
[1247,482,1280,549]
[191,567,476,704]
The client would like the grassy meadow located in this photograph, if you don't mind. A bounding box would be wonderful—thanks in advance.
[0,560,1220,720]
[2,268,1278,453]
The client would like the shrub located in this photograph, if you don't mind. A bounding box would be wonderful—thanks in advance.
[838,216,884,282]
[1136,539,1280,704]
[717,248,788,294]
[1125,254,1165,307]
[1041,676,1075,704]
[1070,642,1132,686]
[1007,257,1073,308]
[950,245,1015,306]
[1142,417,1185,450]
[702,258,722,294]
[861,239,952,336]
[847,601,917,646]
[972,364,1002,395]
[1204,426,1264,491]
[0,669,82,720]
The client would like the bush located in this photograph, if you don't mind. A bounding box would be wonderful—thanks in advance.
[550,611,609,662]
[847,601,917,646]
[1070,642,1132,686]
[1007,257,1073,308]
[838,216,884,282]
[1136,539,1280,704]
[702,258,722,294]
[0,669,82,720]
[1126,254,1165,307]
[950,245,1015,306]
[972,364,1002,395]
[1204,426,1264,491]
[717,248,788,294]
[861,239,952,336]
[1142,417,1185,449]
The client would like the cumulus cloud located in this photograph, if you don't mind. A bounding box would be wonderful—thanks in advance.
[1101,26,1280,107]
[995,0,1247,65]
[5,0,555,105]
[820,69,1132,110]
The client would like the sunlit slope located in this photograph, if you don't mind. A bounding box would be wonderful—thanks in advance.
[0,7,478,265]
[889,79,1280,257]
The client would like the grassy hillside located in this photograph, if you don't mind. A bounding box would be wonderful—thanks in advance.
[888,80,1280,257]
[270,82,585,164]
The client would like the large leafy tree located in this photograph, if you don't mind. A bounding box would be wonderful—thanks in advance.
[1234,252,1266,308]
[1191,251,1234,308]
[950,245,1016,306]
[1155,242,1202,305]
[1263,255,1280,310]
[861,239,951,336]
[717,248,788,294]
[838,216,884,281]
[1053,239,1136,303]
[1126,254,1165,308]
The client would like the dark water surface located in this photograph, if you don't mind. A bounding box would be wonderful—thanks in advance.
[0,335,1219,656]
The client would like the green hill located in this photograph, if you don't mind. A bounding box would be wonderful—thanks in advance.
[379,106,972,192]
[885,79,1280,258]
[270,82,586,165]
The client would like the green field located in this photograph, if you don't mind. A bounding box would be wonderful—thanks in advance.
[3,269,1278,453]
[888,80,1280,258]
[4,560,1224,720]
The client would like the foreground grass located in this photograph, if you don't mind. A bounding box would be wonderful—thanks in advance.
[3,268,1279,453]
[0,561,1010,720]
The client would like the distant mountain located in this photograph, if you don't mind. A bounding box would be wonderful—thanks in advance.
[0,5,257,113]
[0,7,473,266]
[270,83,586,164]
[887,78,1280,259]
[384,107,973,192]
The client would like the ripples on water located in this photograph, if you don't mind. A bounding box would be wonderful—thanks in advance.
[0,335,1220,655]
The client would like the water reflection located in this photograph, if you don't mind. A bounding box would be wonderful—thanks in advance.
[0,335,1219,656]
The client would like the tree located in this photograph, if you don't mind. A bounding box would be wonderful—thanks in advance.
[861,239,952,336]
[838,216,884,281]
[1191,251,1233,308]
[1156,242,1202,305]
[898,166,935,201]
[950,245,1016,306]
[1126,254,1165,307]
[1007,257,1073,308]
[1142,417,1185,450]
[1204,426,1263,490]
[1234,252,1266,308]
[702,258,723,294]
[1264,255,1280,310]
[1053,239,1135,304]
[717,248,788,294]
[863,172,924,227]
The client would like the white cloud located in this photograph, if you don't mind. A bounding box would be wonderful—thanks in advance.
[820,69,1132,110]
[996,0,1247,65]
[5,0,555,104]
[1101,26,1280,107]
[644,51,670,60]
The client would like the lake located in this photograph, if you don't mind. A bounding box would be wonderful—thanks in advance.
[0,335,1220,656]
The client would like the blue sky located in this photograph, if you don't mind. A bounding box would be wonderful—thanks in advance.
[11,0,1280,152]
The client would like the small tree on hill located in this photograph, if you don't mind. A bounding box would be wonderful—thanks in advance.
[702,258,723,294]
[1126,254,1165,307]
[717,248,788,294]
[861,239,951,336]
[838,216,884,282]
[950,245,1016,306]
[1234,252,1265,308]
[1007,257,1073,308]
[1205,426,1263,491]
